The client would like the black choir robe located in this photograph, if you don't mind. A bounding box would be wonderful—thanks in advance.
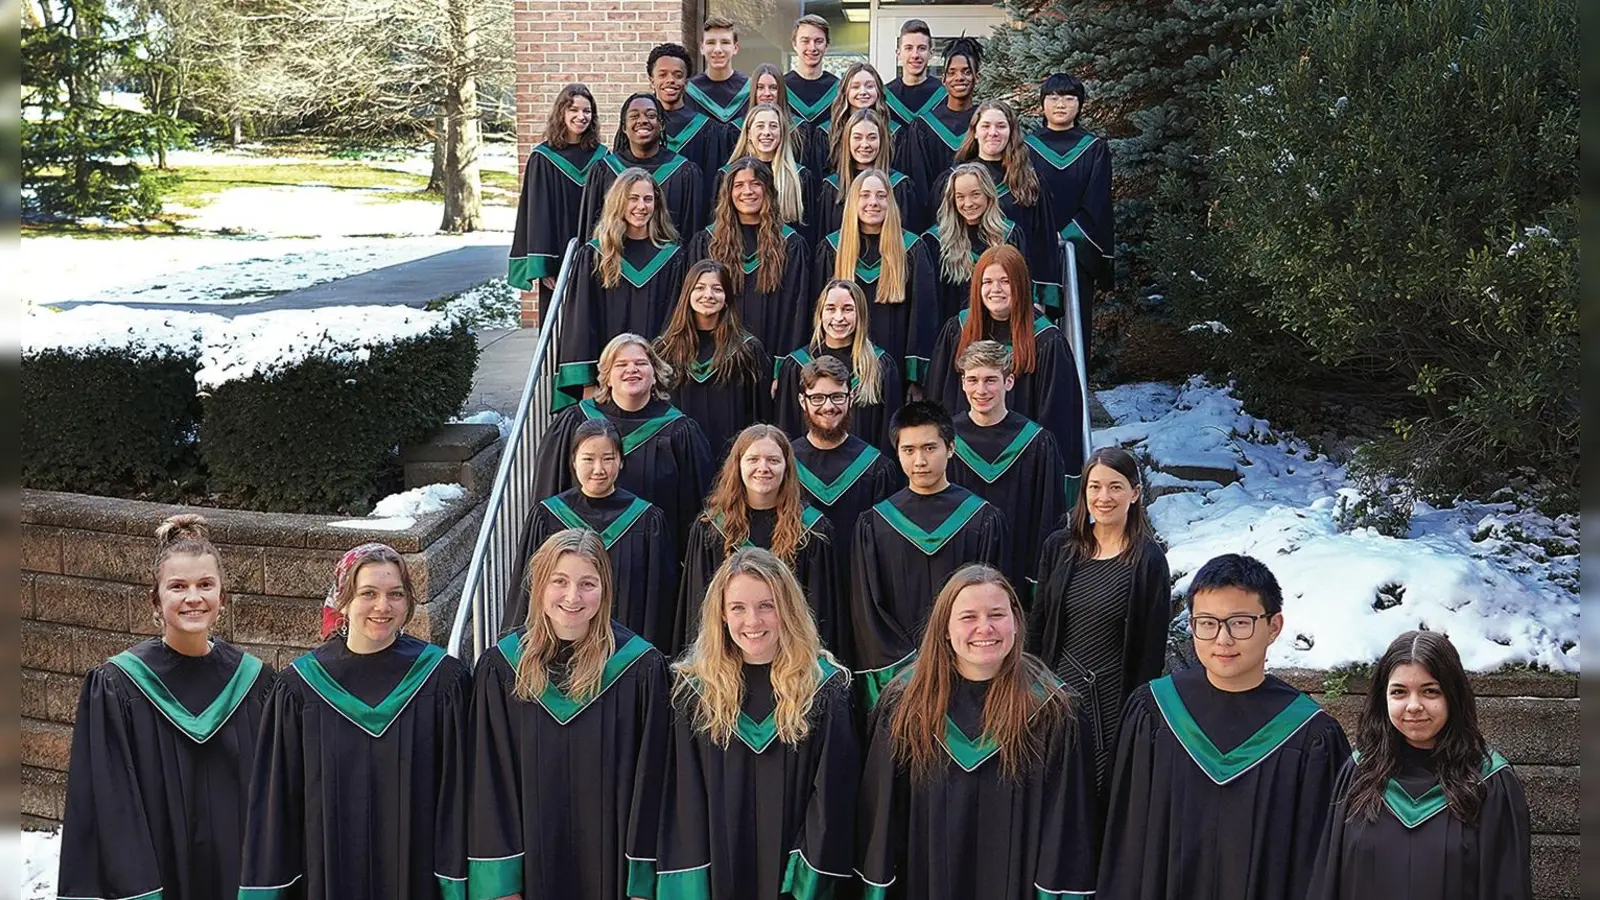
[813,230,940,386]
[816,168,930,237]
[579,147,706,238]
[674,505,841,657]
[669,329,774,463]
[466,623,670,900]
[1026,125,1114,332]
[793,433,902,543]
[1306,747,1533,900]
[926,310,1087,474]
[817,114,930,204]
[58,639,275,900]
[708,164,819,248]
[915,102,976,188]
[509,142,609,292]
[502,487,677,650]
[686,71,751,129]
[685,223,813,360]
[656,658,860,900]
[1097,668,1352,900]
[665,105,734,212]
[921,218,1029,322]
[884,79,946,134]
[848,484,1008,703]
[932,158,1058,314]
[533,398,715,557]
[772,343,905,453]
[785,69,840,180]
[947,410,1067,589]
[555,238,685,409]
[238,635,472,900]
[856,671,1099,900]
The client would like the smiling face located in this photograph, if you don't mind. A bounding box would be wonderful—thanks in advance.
[1042,92,1080,129]
[623,178,656,233]
[689,269,726,322]
[952,172,989,224]
[572,434,620,497]
[730,167,766,220]
[960,364,1013,418]
[976,109,1010,159]
[978,262,1014,320]
[623,98,662,151]
[1387,661,1450,749]
[753,71,781,106]
[541,551,604,641]
[563,94,594,140]
[650,57,688,107]
[855,174,889,229]
[897,32,930,78]
[701,27,738,75]
[1190,585,1282,689]
[155,552,223,639]
[606,342,656,403]
[1085,463,1138,529]
[820,285,857,346]
[723,572,780,664]
[801,374,851,439]
[739,436,787,504]
[896,422,951,492]
[345,561,408,652]
[848,119,882,167]
[947,582,1015,680]
[943,55,974,100]
[847,70,880,109]
[748,109,782,158]
[793,24,827,71]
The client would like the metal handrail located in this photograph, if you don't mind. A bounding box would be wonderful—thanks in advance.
[447,238,579,662]
[1060,236,1094,456]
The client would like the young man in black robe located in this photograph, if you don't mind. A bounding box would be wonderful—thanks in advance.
[785,14,839,168]
[849,400,1008,705]
[945,340,1067,592]
[685,16,750,131]
[883,20,945,133]
[578,92,706,238]
[650,43,730,212]
[792,355,902,540]
[1026,73,1113,347]
[915,38,982,193]
[1098,553,1352,900]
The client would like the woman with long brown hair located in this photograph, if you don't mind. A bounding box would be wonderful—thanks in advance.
[467,528,671,900]
[509,83,606,307]
[674,425,841,657]
[816,107,929,237]
[925,243,1084,469]
[685,156,812,357]
[923,162,1028,321]
[1029,447,1172,802]
[1307,631,1532,900]
[772,278,903,451]
[716,102,813,237]
[653,259,772,458]
[816,61,928,194]
[813,169,938,390]
[656,548,860,899]
[856,564,1097,899]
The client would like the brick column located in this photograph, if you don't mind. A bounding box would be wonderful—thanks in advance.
[514,0,691,327]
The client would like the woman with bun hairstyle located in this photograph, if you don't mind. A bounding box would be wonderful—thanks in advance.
[58,514,277,900]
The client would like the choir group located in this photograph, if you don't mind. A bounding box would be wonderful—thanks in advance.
[56,13,1534,900]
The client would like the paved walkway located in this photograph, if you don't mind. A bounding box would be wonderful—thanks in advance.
[467,327,540,416]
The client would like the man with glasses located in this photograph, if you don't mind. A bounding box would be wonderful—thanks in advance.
[792,356,901,547]
[1098,553,1352,900]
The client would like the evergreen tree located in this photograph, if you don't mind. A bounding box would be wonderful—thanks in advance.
[22,0,181,220]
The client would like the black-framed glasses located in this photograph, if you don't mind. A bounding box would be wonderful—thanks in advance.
[803,391,849,407]
[1191,613,1272,641]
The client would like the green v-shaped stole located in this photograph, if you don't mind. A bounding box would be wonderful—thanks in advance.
[109,649,264,743]
[873,492,988,555]
[1353,748,1512,828]
[294,643,447,739]
[1024,131,1098,170]
[1149,675,1324,785]
[884,84,947,125]
[787,82,839,120]
[797,443,882,505]
[542,494,651,548]
[665,111,711,152]
[954,420,1042,483]
[578,399,682,454]
[684,78,751,122]
[957,307,1055,339]
[690,657,846,753]
[533,143,608,185]
[922,109,968,151]
[712,507,825,546]
[939,668,1065,770]
[498,630,654,724]
[585,238,678,289]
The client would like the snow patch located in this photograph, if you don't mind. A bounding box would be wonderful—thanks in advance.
[195,305,453,390]
[20,828,59,899]
[327,483,469,532]
[453,409,512,440]
[22,304,209,359]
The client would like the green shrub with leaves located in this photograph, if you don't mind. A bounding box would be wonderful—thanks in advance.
[199,323,478,513]
[1153,0,1578,496]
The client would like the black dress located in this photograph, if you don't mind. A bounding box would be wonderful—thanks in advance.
[1053,556,1133,791]
[656,658,860,899]
[685,223,813,362]
[509,142,609,292]
[813,230,940,386]
[771,342,905,453]
[58,638,276,900]
[668,328,773,464]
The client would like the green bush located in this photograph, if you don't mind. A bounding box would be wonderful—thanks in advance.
[199,323,479,513]
[22,347,203,495]
[1152,0,1578,496]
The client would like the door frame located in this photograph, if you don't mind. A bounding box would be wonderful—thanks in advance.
[868,3,1010,78]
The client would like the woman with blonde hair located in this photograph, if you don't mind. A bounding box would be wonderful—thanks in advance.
[813,169,938,389]
[653,259,773,457]
[240,542,472,898]
[685,156,813,357]
[536,332,715,556]
[856,564,1097,900]
[816,107,929,237]
[467,528,671,900]
[60,514,277,900]
[656,547,860,899]
[772,278,904,450]
[923,162,1028,321]
[925,243,1085,470]
[674,424,840,657]
[558,166,685,409]
[816,61,928,195]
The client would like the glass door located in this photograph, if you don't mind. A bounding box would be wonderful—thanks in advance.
[868,3,1009,80]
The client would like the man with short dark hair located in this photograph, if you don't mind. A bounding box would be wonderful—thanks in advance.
[793,356,901,542]
[917,36,982,184]
[884,19,943,132]
[686,16,749,126]
[649,42,730,209]
[1098,553,1352,900]
[849,400,1008,705]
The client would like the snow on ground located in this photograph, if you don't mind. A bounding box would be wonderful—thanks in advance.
[19,827,58,900]
[454,409,513,439]
[1095,377,1581,673]
[329,483,468,531]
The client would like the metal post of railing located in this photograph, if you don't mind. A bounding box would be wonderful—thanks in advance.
[1061,237,1093,457]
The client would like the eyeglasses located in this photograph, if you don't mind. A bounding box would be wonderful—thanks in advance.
[1191,613,1272,641]
[803,391,850,407]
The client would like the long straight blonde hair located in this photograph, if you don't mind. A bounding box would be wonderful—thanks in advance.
[833,169,909,304]
[807,278,883,405]
[672,547,843,747]
[934,162,1011,285]
[514,529,618,703]
[593,167,680,289]
[728,104,806,225]
[832,107,894,189]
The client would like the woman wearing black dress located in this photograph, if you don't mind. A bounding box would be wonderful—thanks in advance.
[1028,446,1172,804]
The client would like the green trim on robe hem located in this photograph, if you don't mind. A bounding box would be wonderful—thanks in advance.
[499,630,655,724]
[1149,675,1324,785]
[873,492,987,555]
[109,649,263,744]
[953,419,1042,484]
[1035,888,1095,899]
[856,652,915,710]
[1063,474,1081,511]
[437,874,466,900]
[240,880,298,899]
[859,881,891,900]
[542,494,652,548]
[577,399,683,455]
[627,857,659,899]
[293,643,446,738]
[904,355,928,385]
[555,360,598,391]
[1034,281,1063,316]
[782,848,842,900]
[656,864,712,900]
[467,853,524,900]
[507,253,554,290]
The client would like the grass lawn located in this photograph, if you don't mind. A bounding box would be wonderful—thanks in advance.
[156,161,430,208]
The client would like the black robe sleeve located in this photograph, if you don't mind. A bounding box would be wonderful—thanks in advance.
[923,315,964,419]
[1035,701,1101,895]
[465,652,524,896]
[798,518,846,656]
[555,244,604,403]
[774,232,815,358]
[1127,539,1174,689]
[902,238,940,386]
[674,518,722,655]
[508,150,576,290]
[1031,327,1087,471]
[847,513,914,677]
[790,675,863,891]
[625,652,674,897]
[238,678,309,898]
[577,164,615,244]
[670,163,708,237]
[854,689,909,896]
[433,662,473,895]
[772,352,807,439]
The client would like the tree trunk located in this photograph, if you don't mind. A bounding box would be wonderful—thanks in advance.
[438,0,482,233]
[230,115,242,145]
[426,113,446,193]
